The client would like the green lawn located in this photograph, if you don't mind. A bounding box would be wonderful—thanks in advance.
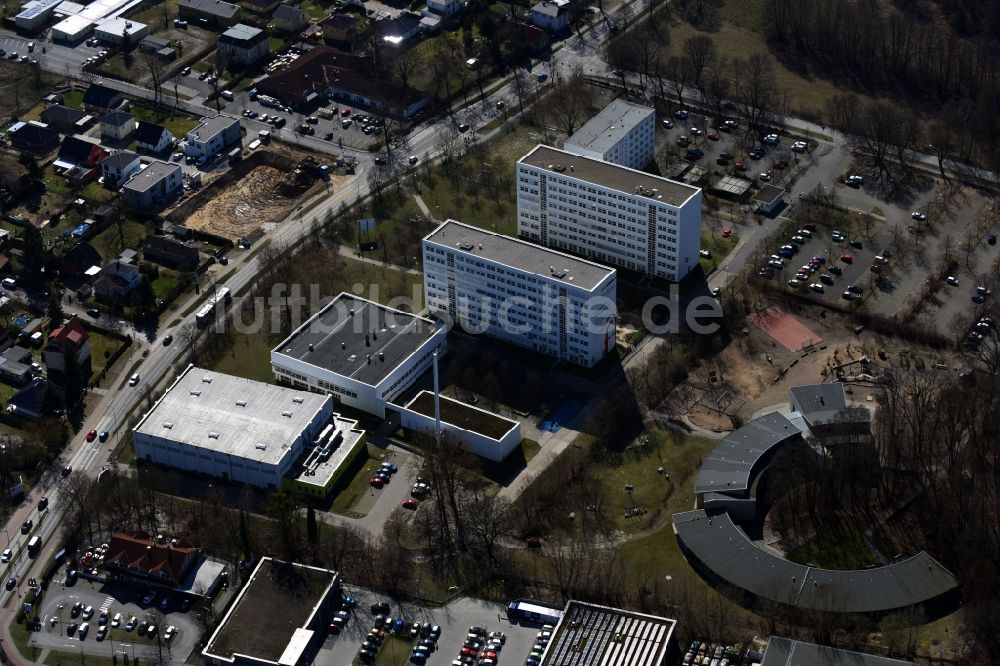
[87,330,127,381]
[62,90,85,110]
[699,230,739,273]
[299,0,327,20]
[151,273,179,301]
[40,165,71,196]
[786,521,882,569]
[0,381,20,407]
[208,328,277,384]
[268,36,287,52]
[335,190,430,269]
[370,634,418,666]
[79,181,118,205]
[90,219,148,260]
[129,104,199,138]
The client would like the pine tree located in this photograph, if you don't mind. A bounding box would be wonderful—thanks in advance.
[46,293,64,328]
[20,225,46,290]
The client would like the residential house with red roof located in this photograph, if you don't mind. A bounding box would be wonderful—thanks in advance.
[43,317,91,375]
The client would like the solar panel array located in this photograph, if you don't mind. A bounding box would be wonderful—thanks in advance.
[542,601,675,666]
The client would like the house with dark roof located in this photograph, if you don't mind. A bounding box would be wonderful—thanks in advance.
[9,122,60,154]
[134,120,175,154]
[0,345,33,386]
[43,317,91,375]
[218,23,269,65]
[241,0,280,14]
[256,46,428,119]
[179,0,241,29]
[272,4,308,33]
[82,83,126,114]
[103,531,201,586]
[60,242,103,280]
[320,13,359,47]
[6,378,49,421]
[498,19,549,55]
[39,105,94,133]
[138,35,177,59]
[100,150,142,188]
[143,234,199,270]
[378,12,421,45]
[55,136,107,171]
[94,259,141,303]
[100,110,135,142]
[753,184,785,215]
[531,0,570,33]
[123,160,183,209]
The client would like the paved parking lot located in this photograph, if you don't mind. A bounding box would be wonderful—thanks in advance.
[315,587,548,666]
[30,572,201,663]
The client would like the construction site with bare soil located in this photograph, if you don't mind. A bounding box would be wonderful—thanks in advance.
[167,145,350,241]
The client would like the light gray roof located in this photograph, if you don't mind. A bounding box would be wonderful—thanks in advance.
[788,382,863,427]
[519,145,698,207]
[100,150,140,170]
[221,22,264,41]
[133,365,331,465]
[541,601,676,666]
[564,99,654,155]
[188,114,240,143]
[762,637,914,666]
[179,0,240,18]
[424,219,615,291]
[272,4,305,21]
[272,294,441,387]
[122,160,179,193]
[754,184,785,203]
[532,1,564,17]
[673,510,958,614]
[100,110,134,127]
[694,410,803,495]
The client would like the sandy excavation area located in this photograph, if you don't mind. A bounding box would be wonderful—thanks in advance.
[184,166,345,240]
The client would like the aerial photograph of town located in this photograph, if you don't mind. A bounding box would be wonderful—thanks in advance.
[0,0,996,664]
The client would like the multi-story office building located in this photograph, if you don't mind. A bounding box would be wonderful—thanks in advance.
[563,99,656,169]
[516,145,702,281]
[423,219,617,368]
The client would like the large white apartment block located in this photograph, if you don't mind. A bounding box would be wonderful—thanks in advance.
[423,219,617,368]
[516,145,703,281]
[563,99,655,169]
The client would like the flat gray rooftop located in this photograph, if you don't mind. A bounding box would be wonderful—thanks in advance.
[673,510,959,614]
[291,415,365,489]
[273,294,439,387]
[564,99,653,154]
[189,114,239,141]
[762,637,914,666]
[542,601,676,666]
[519,145,698,207]
[424,219,614,291]
[694,411,803,495]
[133,365,329,465]
[123,161,178,193]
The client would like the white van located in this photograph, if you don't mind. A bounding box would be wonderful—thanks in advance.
[220,90,234,101]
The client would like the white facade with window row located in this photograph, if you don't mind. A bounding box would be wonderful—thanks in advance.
[563,99,656,169]
[516,145,702,282]
[423,219,617,368]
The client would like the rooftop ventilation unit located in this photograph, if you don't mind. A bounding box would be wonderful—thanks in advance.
[293,397,304,404]
[282,410,293,417]
[235,399,247,407]
[163,421,173,429]
[255,443,267,450]
[202,376,212,383]
[308,343,314,352]
[208,432,219,439]
[190,390,201,396]
[458,242,475,251]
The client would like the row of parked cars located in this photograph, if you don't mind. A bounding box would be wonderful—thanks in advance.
[683,640,747,666]
[451,624,508,666]
[758,225,874,300]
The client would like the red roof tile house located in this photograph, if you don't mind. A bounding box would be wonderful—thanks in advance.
[103,531,201,586]
[43,317,91,375]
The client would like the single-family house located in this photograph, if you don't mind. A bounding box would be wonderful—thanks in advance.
[241,0,280,14]
[55,136,107,171]
[122,160,183,209]
[0,345,33,386]
[272,4,308,33]
[43,317,91,375]
[82,83,126,114]
[100,110,135,142]
[100,150,142,188]
[134,120,175,154]
[103,531,201,586]
[39,105,94,133]
[320,13,359,47]
[60,242,103,280]
[6,378,49,421]
[8,122,60,154]
[143,234,199,270]
[184,115,241,159]
[378,12,421,46]
[218,23,269,66]
[93,259,141,303]
[531,0,570,33]
[178,0,241,29]
[426,0,461,16]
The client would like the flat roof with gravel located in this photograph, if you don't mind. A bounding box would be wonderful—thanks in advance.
[406,390,518,440]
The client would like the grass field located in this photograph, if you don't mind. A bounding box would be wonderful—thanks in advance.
[129,104,199,139]
[699,229,740,273]
[62,90,85,110]
[152,273,179,301]
[328,444,385,517]
[786,521,881,569]
[88,329,127,381]
[90,219,149,259]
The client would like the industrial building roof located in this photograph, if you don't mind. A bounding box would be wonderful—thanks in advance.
[16,0,62,21]
[693,410,803,495]
[541,601,677,666]
[272,294,441,387]
[95,16,147,37]
[122,160,178,193]
[519,145,699,208]
[179,0,240,18]
[762,637,913,666]
[564,99,654,155]
[673,509,959,614]
[787,383,870,428]
[424,219,615,291]
[133,365,331,465]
